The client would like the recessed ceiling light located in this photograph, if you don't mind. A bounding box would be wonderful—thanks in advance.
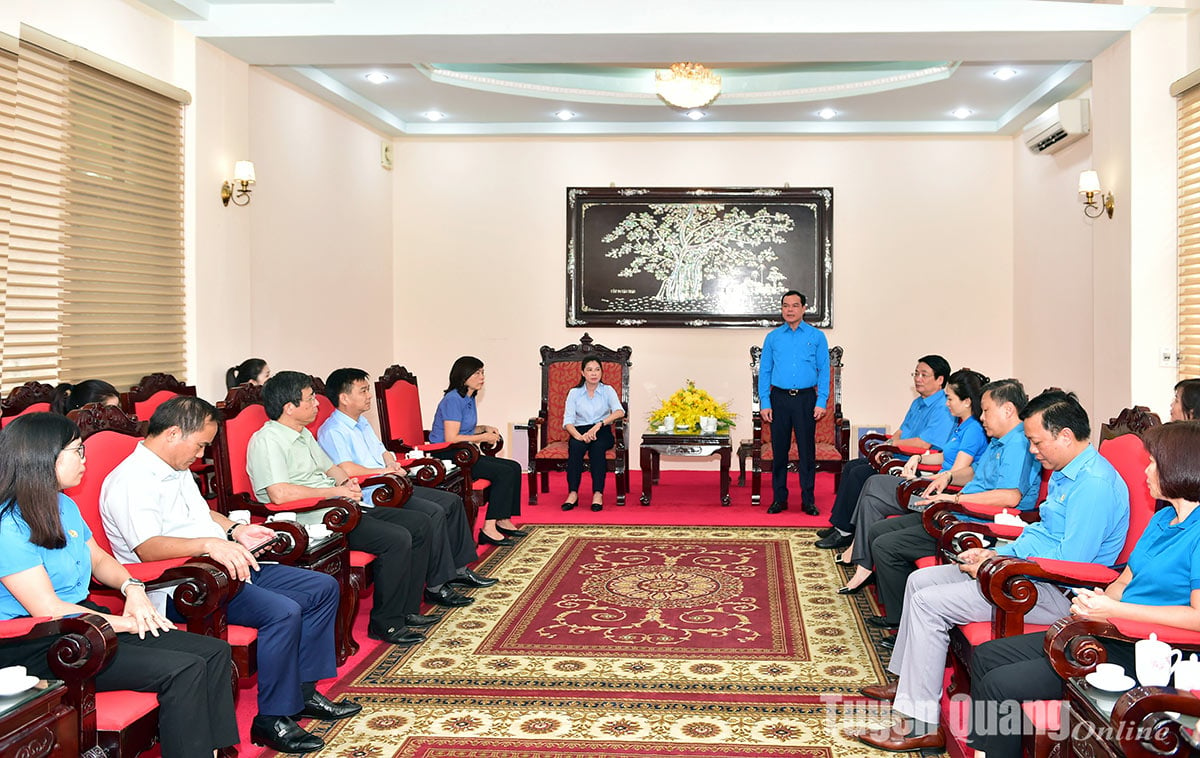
[951,107,974,119]
[422,111,447,122]
[685,110,706,120]
[991,68,1019,81]
[816,108,838,120]
[554,110,576,121]
[364,72,390,84]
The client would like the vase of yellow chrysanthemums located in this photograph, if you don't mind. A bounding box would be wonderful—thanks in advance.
[648,380,736,432]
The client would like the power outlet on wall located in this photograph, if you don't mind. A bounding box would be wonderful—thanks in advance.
[1160,346,1177,367]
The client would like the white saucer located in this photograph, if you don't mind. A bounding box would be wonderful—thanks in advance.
[1085,672,1135,692]
[0,675,39,697]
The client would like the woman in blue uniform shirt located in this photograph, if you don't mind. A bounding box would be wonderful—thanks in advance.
[429,356,524,547]
[0,413,237,758]
[560,357,625,513]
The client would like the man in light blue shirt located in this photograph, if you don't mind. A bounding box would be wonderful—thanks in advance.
[318,368,496,607]
[852,390,1129,753]
[759,290,829,515]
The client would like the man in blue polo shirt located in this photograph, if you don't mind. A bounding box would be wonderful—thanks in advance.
[317,368,496,607]
[759,290,829,516]
[814,355,955,547]
[850,390,1129,753]
[865,378,1042,631]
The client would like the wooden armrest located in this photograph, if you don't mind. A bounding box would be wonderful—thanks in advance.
[1112,686,1200,758]
[260,521,309,562]
[397,457,447,487]
[360,473,415,507]
[272,496,363,534]
[858,432,891,459]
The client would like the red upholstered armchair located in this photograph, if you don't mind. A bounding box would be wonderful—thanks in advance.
[119,372,217,499]
[527,333,631,505]
[746,345,849,504]
[0,381,55,427]
[0,613,117,758]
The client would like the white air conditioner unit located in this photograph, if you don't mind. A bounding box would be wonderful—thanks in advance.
[1023,99,1090,154]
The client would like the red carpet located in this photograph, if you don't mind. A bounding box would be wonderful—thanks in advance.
[231,469,844,757]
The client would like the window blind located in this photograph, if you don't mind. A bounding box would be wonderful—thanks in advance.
[1179,80,1200,378]
[0,33,186,391]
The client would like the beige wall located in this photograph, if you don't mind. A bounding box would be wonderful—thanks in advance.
[392,137,1015,466]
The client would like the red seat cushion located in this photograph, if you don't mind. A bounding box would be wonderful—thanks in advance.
[0,617,52,638]
[1110,618,1200,645]
[1029,557,1120,586]
[1022,700,1062,732]
[95,690,158,730]
[227,625,257,646]
[473,479,491,490]
[959,621,1050,646]
[349,550,375,568]
[915,556,937,569]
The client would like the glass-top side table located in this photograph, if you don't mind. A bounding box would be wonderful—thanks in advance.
[639,428,732,507]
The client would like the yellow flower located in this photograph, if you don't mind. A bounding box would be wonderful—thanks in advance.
[648,380,737,430]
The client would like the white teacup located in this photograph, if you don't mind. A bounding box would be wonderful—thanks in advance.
[1136,633,1182,687]
[306,524,332,541]
[1093,662,1126,686]
[269,511,298,523]
[1174,654,1200,691]
[228,509,251,523]
[0,666,26,687]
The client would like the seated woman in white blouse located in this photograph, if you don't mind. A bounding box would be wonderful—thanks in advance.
[561,357,625,512]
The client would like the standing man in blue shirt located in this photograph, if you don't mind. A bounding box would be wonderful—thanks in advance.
[850,390,1129,753]
[759,290,830,516]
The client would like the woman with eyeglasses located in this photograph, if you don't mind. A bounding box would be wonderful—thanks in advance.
[0,413,238,758]
[429,356,524,547]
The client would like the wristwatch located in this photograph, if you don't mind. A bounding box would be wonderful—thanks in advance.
[226,521,246,541]
[120,577,145,597]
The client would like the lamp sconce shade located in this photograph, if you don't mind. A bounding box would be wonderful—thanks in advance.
[221,160,256,207]
[1078,169,1114,219]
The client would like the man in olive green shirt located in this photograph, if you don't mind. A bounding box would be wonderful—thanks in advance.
[246,371,434,646]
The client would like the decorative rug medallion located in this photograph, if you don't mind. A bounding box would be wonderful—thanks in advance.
[310,525,900,758]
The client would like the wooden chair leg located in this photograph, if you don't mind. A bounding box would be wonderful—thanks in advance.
[527,469,538,504]
[540,471,550,493]
[616,468,626,505]
[751,465,762,505]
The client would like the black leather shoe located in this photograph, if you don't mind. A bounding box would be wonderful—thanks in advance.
[879,636,896,650]
[766,502,788,514]
[294,692,362,721]
[814,532,853,550]
[816,526,837,538]
[367,626,426,646]
[250,716,324,754]
[836,575,875,595]
[591,502,603,511]
[801,503,820,516]
[479,531,516,547]
[561,501,578,511]
[498,525,529,537]
[449,568,498,588]
[404,612,443,627]
[425,585,474,607]
[866,615,900,630]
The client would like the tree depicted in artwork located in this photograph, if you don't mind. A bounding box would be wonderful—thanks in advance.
[602,203,794,302]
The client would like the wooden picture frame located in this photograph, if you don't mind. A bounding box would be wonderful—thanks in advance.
[566,186,833,328]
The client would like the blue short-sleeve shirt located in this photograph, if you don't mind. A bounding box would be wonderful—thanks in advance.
[995,445,1129,565]
[429,391,476,443]
[960,423,1041,511]
[1120,505,1200,606]
[936,416,988,474]
[563,384,623,428]
[897,390,956,449]
[0,494,92,620]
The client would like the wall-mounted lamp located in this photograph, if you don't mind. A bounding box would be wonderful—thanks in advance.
[220,161,256,207]
[1078,170,1114,219]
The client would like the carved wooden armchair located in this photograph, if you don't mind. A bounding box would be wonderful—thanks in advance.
[375,364,486,524]
[119,372,218,498]
[527,333,632,505]
[0,381,55,426]
[745,345,849,504]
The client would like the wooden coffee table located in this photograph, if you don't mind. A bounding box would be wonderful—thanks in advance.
[639,429,732,506]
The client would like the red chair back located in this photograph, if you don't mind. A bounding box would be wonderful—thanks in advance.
[376,365,425,448]
[62,405,144,556]
[214,387,270,503]
[1098,433,1155,565]
[120,373,197,420]
[306,375,334,438]
[0,382,56,427]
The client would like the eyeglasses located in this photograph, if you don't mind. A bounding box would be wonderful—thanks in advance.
[912,371,934,379]
[64,444,85,460]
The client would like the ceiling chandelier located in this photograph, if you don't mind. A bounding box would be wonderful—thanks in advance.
[655,62,722,109]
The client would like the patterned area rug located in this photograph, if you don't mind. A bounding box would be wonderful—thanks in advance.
[312,525,896,757]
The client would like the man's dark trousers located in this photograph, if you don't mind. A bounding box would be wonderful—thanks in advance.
[770,386,817,508]
[870,512,935,624]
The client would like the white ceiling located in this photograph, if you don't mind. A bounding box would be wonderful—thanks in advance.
[136,0,1186,137]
